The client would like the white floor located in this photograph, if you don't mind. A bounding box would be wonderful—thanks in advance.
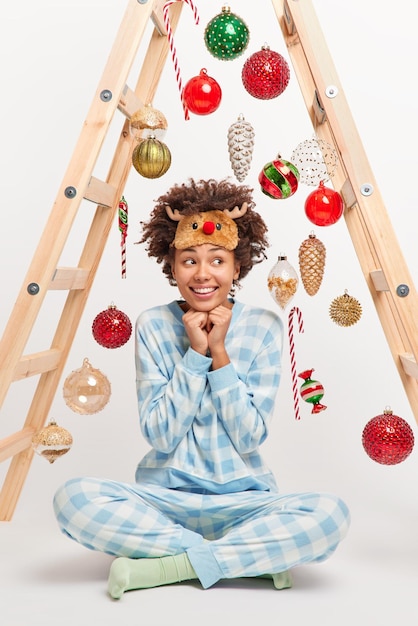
[1,498,417,626]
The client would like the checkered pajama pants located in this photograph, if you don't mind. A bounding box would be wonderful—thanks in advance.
[53,477,350,589]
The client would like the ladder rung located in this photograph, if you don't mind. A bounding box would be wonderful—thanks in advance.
[400,353,418,379]
[370,269,390,292]
[341,178,357,210]
[49,267,89,290]
[13,349,62,381]
[84,177,118,208]
[119,84,144,118]
[151,0,168,36]
[0,427,35,463]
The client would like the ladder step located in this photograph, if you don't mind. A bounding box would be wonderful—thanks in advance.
[400,353,418,379]
[13,349,62,381]
[84,177,118,208]
[49,267,89,290]
[0,427,35,463]
[370,269,390,292]
[118,84,143,119]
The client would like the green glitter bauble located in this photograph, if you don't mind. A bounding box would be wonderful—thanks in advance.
[204,6,250,61]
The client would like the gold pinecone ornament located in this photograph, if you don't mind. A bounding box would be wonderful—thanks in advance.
[298,232,326,296]
[329,290,362,327]
[227,114,255,182]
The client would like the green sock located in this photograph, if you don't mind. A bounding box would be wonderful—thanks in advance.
[259,571,293,589]
[107,553,198,599]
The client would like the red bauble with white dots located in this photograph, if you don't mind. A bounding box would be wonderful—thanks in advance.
[362,407,414,465]
[92,304,132,349]
[183,69,222,115]
[304,181,344,226]
[242,45,290,100]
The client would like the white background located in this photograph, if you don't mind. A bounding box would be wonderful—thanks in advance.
[0,1,417,623]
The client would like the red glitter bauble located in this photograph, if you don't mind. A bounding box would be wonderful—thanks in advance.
[242,45,290,100]
[362,408,414,465]
[183,68,222,115]
[92,304,132,349]
[304,181,344,226]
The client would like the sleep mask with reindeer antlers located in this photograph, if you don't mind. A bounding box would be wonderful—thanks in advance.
[165,202,248,251]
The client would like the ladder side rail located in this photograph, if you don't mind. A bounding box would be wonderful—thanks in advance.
[273,0,418,423]
[0,0,156,410]
[0,2,183,522]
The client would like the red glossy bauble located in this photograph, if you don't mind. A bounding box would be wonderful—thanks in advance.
[92,304,132,349]
[362,408,414,465]
[183,68,222,115]
[304,181,344,226]
[242,45,290,100]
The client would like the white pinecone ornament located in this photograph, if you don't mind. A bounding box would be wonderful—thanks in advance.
[298,232,326,295]
[227,114,255,182]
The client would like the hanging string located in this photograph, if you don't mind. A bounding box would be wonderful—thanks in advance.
[288,306,304,420]
[163,0,200,121]
[118,196,128,279]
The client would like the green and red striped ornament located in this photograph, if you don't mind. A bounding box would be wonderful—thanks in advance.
[259,156,299,199]
[298,369,327,414]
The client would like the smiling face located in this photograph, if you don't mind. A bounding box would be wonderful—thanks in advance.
[172,243,240,312]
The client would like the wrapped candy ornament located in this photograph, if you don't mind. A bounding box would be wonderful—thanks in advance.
[362,407,414,465]
[227,114,255,182]
[204,5,250,60]
[267,255,299,310]
[298,369,327,414]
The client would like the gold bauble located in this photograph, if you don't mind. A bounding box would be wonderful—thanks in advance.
[329,290,362,327]
[298,232,326,296]
[132,136,171,179]
[130,104,168,140]
[32,420,73,464]
[63,357,111,415]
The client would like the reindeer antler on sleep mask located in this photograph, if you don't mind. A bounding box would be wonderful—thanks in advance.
[165,203,248,250]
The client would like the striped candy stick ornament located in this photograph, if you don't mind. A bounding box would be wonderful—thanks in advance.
[118,196,128,278]
[298,368,327,414]
[288,306,304,420]
[163,0,200,121]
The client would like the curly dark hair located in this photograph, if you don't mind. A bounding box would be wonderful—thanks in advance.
[138,178,269,287]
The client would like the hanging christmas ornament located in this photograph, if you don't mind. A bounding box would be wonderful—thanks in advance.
[204,5,250,60]
[63,357,111,415]
[183,68,222,115]
[362,406,414,465]
[267,255,299,310]
[242,44,290,99]
[32,420,73,464]
[132,136,171,179]
[129,104,168,141]
[92,303,132,349]
[227,114,255,182]
[291,137,338,186]
[259,155,299,199]
[329,290,362,327]
[298,232,326,296]
[298,369,327,414]
[304,181,344,226]
[118,196,128,279]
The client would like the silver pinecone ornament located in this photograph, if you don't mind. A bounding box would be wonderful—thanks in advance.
[227,114,255,182]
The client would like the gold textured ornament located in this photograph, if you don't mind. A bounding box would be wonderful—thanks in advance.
[267,255,299,310]
[298,232,326,296]
[63,357,111,414]
[227,114,255,182]
[329,290,362,327]
[130,104,168,141]
[132,136,172,179]
[32,420,73,464]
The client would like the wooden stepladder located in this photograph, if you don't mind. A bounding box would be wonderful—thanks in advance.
[0,0,417,521]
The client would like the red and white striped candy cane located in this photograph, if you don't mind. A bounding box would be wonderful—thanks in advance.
[163,0,200,121]
[288,306,304,420]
